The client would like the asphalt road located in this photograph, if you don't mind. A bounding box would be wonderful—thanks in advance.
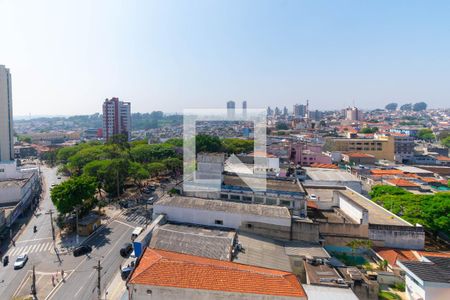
[0,164,149,299]
[49,221,134,300]
[0,164,61,299]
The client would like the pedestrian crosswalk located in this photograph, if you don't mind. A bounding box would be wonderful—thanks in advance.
[6,241,53,257]
[116,211,149,226]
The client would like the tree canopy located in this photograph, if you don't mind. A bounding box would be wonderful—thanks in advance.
[50,176,97,214]
[400,103,412,111]
[385,103,398,111]
[369,185,450,235]
[441,136,450,148]
[413,102,427,111]
[360,127,379,134]
[417,128,435,141]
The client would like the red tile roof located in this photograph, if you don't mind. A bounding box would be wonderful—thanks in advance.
[386,178,420,187]
[420,177,440,183]
[376,248,450,267]
[375,248,418,267]
[309,163,338,169]
[436,156,450,161]
[417,251,450,258]
[371,169,404,175]
[129,248,306,298]
[344,152,375,158]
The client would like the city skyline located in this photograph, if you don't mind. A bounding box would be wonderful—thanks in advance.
[2,0,450,116]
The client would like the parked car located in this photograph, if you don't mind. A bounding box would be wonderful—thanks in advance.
[121,266,133,280]
[3,255,9,266]
[14,254,28,269]
[73,245,92,257]
[120,243,133,258]
[309,194,317,200]
[131,227,143,241]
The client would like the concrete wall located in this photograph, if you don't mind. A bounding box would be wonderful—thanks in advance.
[335,192,368,225]
[153,205,291,230]
[130,284,306,300]
[319,223,368,239]
[291,219,320,242]
[304,180,362,193]
[368,224,425,250]
[239,221,291,241]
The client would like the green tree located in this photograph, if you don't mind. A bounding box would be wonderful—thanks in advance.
[441,136,450,148]
[130,144,175,163]
[196,134,223,153]
[385,103,398,111]
[370,186,450,235]
[360,127,379,134]
[83,160,111,198]
[164,138,183,147]
[107,134,130,150]
[162,157,183,175]
[67,145,105,175]
[129,161,150,188]
[50,176,96,214]
[222,138,254,154]
[413,102,427,111]
[369,185,410,198]
[417,129,435,141]
[276,123,289,130]
[400,103,412,111]
[377,259,389,271]
[146,162,166,177]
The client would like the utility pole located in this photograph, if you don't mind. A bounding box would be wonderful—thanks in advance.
[74,205,82,245]
[31,265,37,297]
[45,209,55,244]
[116,169,120,199]
[93,260,102,300]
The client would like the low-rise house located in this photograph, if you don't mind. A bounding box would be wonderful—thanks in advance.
[342,152,376,165]
[127,248,308,300]
[398,256,450,300]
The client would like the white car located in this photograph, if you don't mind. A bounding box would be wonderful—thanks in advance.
[309,194,318,200]
[14,254,28,269]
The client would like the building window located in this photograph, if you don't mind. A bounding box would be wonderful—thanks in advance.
[246,223,253,229]
[215,220,223,225]
[254,197,264,203]
[280,200,291,207]
[220,193,228,200]
[230,194,240,201]
[242,196,252,202]
[146,290,152,295]
[266,198,277,205]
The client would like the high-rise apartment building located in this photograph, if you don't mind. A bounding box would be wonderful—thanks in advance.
[102,97,131,141]
[0,65,14,162]
[227,100,235,119]
[345,106,360,121]
[242,101,247,118]
[293,104,306,118]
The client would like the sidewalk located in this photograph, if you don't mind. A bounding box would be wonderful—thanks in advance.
[13,270,72,300]
[103,257,133,300]
[54,205,123,255]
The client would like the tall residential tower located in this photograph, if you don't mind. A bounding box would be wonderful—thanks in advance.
[102,97,131,141]
[0,65,14,162]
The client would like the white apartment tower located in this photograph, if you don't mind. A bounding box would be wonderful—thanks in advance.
[0,65,14,162]
[102,97,131,141]
[345,106,360,121]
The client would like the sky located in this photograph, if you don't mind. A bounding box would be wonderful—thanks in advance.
[1,0,450,117]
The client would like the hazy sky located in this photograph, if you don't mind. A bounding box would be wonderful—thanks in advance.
[1,0,450,116]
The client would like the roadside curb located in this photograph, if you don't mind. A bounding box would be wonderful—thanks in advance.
[52,209,121,255]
